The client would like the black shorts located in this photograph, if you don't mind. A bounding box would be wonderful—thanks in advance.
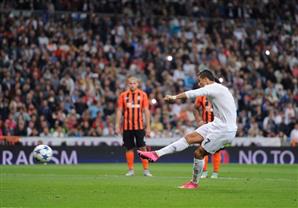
[123,130,146,150]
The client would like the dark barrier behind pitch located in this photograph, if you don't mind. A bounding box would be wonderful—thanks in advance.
[0,146,297,165]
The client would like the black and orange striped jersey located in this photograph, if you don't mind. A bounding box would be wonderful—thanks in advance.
[194,96,214,123]
[117,89,149,131]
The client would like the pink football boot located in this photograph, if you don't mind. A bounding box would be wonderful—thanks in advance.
[178,181,199,189]
[137,150,159,162]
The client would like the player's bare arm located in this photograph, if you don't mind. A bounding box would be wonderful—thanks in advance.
[164,92,187,103]
[144,108,151,137]
[115,108,122,135]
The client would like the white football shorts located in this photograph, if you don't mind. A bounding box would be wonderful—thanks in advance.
[195,122,237,154]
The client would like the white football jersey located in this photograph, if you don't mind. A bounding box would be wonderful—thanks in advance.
[185,82,237,131]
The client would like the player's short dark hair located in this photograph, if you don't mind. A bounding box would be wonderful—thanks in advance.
[198,69,216,81]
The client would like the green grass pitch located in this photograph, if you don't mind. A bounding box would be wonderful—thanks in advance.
[1,163,297,208]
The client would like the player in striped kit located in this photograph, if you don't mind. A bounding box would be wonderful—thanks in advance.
[115,76,152,176]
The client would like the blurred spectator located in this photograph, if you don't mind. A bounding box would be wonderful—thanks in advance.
[40,127,51,137]
[0,1,297,143]
[14,119,27,136]
[151,113,164,138]
[247,118,263,137]
[290,123,298,147]
[263,111,277,137]
[51,122,66,137]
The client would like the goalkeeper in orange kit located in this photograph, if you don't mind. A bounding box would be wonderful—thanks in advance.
[193,96,221,178]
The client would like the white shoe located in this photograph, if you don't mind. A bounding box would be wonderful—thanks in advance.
[125,170,134,176]
[201,171,208,178]
[143,169,152,177]
[210,172,218,179]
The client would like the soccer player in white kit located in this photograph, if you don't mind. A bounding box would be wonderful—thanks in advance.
[138,70,237,189]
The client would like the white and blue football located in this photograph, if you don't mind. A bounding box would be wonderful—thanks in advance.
[33,145,53,163]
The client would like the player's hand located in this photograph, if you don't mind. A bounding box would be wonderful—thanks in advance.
[145,128,151,138]
[164,95,177,103]
[115,126,121,136]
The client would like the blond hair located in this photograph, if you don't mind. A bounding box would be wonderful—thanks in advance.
[127,76,139,83]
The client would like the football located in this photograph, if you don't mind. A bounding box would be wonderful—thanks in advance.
[33,145,53,163]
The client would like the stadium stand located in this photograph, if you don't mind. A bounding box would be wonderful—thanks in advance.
[0,0,297,144]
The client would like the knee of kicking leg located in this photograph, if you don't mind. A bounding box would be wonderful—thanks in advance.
[184,134,191,143]
[184,132,203,144]
[194,148,205,160]
[185,132,197,144]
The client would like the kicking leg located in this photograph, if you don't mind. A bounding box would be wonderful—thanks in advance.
[138,132,203,162]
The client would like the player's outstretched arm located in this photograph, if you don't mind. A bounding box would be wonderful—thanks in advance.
[164,86,211,103]
[164,92,187,103]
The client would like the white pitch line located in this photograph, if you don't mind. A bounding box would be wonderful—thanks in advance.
[0,173,296,182]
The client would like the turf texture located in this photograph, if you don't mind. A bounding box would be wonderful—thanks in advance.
[1,164,297,208]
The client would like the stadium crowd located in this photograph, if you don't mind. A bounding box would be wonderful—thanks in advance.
[2,0,297,21]
[0,0,297,145]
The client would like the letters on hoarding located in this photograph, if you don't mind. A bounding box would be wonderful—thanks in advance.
[1,149,78,165]
[0,146,297,165]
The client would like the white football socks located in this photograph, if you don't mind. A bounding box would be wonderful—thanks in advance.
[192,158,204,184]
[155,137,189,157]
